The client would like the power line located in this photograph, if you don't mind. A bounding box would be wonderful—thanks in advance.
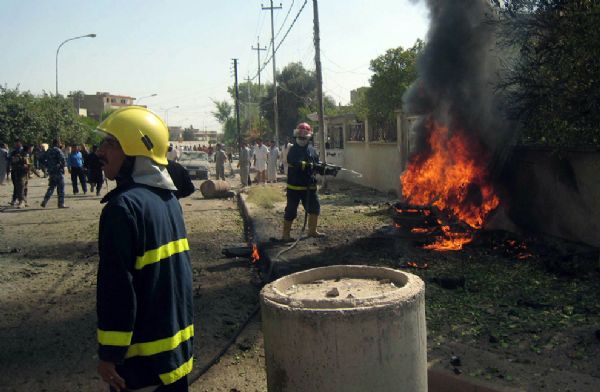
[262,0,283,145]
[253,0,308,81]
[275,0,295,40]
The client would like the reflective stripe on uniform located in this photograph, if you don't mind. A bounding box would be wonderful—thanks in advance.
[159,356,194,385]
[135,238,190,270]
[125,324,194,358]
[287,184,317,191]
[97,329,133,347]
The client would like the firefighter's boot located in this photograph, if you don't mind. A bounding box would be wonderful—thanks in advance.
[308,214,326,238]
[282,220,295,242]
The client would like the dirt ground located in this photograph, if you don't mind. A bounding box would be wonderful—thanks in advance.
[1,173,599,392]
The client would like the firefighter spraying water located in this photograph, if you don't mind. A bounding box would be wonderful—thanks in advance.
[281,122,341,242]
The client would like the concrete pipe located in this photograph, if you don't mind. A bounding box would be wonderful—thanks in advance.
[260,265,427,392]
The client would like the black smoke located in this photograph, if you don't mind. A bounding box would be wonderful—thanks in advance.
[404,0,515,172]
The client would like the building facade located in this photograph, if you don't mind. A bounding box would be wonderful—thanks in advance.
[79,92,136,120]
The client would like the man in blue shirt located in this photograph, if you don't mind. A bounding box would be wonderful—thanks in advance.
[67,144,87,194]
[41,139,68,208]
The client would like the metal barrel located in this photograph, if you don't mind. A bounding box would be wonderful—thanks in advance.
[199,180,230,198]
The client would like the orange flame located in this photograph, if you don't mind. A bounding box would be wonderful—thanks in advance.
[411,227,432,234]
[423,225,473,251]
[250,243,260,263]
[401,120,499,250]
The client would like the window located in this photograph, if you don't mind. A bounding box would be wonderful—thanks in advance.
[110,98,116,103]
[120,99,126,104]
[369,118,397,142]
[346,122,365,142]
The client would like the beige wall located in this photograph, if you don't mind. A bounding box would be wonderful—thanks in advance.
[324,111,408,195]
[343,142,402,194]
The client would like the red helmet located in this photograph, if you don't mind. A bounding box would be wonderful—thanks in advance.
[293,122,312,138]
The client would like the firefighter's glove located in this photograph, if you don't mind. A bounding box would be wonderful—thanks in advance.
[300,161,315,171]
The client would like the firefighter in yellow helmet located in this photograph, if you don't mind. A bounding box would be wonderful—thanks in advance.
[95,106,194,391]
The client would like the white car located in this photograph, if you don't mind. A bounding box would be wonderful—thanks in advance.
[179,151,210,180]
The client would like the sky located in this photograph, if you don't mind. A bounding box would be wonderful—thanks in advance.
[1,0,429,132]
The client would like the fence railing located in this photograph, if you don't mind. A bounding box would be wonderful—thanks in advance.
[347,122,365,142]
[368,118,397,143]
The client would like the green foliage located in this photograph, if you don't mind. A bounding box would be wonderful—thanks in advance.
[349,87,370,121]
[219,62,347,144]
[261,62,318,141]
[493,1,600,148]
[211,99,233,124]
[222,117,238,146]
[365,40,423,125]
[0,87,90,146]
[78,116,102,145]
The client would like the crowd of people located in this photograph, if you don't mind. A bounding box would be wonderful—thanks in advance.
[1,107,339,391]
[0,139,106,208]
[235,138,294,186]
[1,133,328,212]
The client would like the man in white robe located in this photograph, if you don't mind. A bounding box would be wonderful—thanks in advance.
[267,140,280,183]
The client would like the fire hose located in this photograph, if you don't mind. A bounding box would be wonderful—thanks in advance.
[269,162,362,269]
[191,163,363,385]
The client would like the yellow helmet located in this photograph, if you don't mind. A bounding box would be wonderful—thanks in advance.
[97,106,169,165]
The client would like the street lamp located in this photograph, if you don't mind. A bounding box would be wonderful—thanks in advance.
[55,33,96,96]
[135,93,158,104]
[161,105,180,127]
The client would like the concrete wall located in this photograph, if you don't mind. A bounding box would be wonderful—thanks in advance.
[505,148,600,247]
[323,111,409,195]
[342,142,401,194]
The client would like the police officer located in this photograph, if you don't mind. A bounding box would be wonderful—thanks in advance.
[41,139,68,208]
[8,139,30,208]
[95,106,194,392]
[282,122,337,241]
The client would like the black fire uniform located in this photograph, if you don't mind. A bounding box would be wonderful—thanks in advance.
[285,143,324,221]
[97,182,194,390]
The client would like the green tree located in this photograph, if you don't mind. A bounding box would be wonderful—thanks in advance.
[211,99,242,146]
[0,87,87,145]
[366,40,423,126]
[211,99,233,124]
[222,117,238,146]
[349,87,370,121]
[492,1,600,147]
[261,62,317,142]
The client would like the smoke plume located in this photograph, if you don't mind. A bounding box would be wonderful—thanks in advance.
[404,0,513,165]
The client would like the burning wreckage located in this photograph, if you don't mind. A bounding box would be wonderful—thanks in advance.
[224,0,598,280]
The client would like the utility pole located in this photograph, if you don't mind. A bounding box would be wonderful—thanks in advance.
[251,37,267,97]
[262,0,282,146]
[232,59,241,149]
[252,37,267,136]
[313,0,326,163]
[313,0,327,188]
[245,75,252,136]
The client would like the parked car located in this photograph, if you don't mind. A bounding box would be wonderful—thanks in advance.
[178,151,210,180]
